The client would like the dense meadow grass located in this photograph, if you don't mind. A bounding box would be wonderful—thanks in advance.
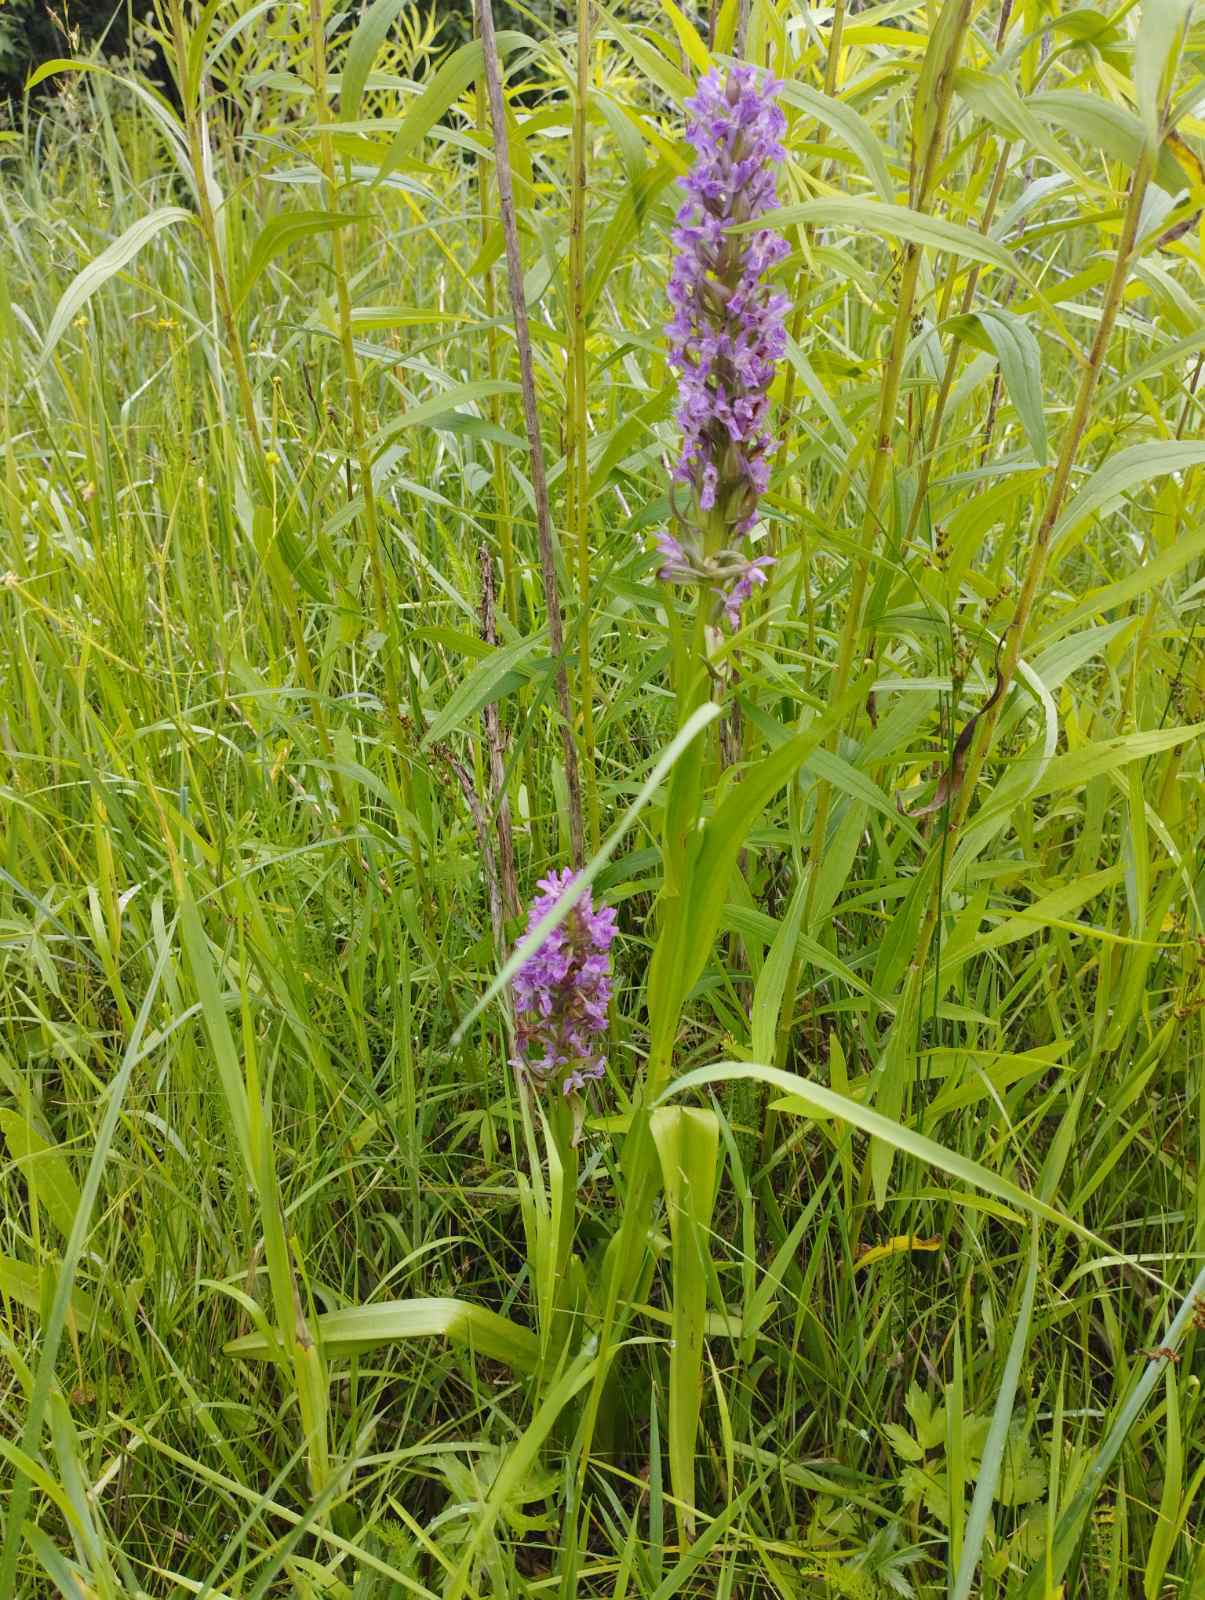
[1,0,1204,1594]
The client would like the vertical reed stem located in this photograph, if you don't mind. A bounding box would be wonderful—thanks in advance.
[569,0,601,852]
[803,0,974,917]
[905,143,1158,997]
[477,0,585,869]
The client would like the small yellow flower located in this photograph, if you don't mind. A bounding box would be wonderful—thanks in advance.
[265,450,281,468]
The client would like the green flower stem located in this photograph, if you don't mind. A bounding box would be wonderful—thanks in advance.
[903,136,1161,1047]
[803,0,976,921]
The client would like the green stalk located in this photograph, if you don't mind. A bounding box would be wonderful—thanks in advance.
[802,0,975,918]
[166,0,262,462]
[306,0,426,885]
[899,144,1012,558]
[824,0,846,96]
[167,0,354,836]
[475,50,517,629]
[900,0,1019,553]
[901,138,1162,1051]
[306,0,394,703]
[568,0,601,853]
[478,0,585,869]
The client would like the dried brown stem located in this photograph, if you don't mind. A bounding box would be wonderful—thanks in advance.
[477,0,585,869]
[436,742,505,954]
[479,543,520,921]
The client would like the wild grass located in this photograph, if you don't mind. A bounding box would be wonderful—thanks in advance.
[0,0,1203,1595]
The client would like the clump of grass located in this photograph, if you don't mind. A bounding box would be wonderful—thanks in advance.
[1,1,1203,1596]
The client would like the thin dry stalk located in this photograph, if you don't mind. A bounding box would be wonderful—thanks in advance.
[437,742,506,954]
[477,0,585,869]
[479,543,520,921]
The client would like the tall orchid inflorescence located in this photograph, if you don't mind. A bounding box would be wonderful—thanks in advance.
[658,64,789,627]
[512,869,617,1140]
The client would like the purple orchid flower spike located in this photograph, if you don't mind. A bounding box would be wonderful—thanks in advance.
[656,64,789,628]
[511,868,617,1143]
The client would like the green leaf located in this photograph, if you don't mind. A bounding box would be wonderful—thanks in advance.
[39,207,193,372]
[1020,724,1203,802]
[373,32,530,186]
[884,1422,925,1462]
[749,880,807,1064]
[225,1296,539,1372]
[420,632,549,749]
[952,1234,1040,1598]
[341,0,415,121]
[955,69,1086,186]
[947,309,1047,463]
[1134,0,1193,143]
[177,882,252,1184]
[674,674,873,1008]
[657,1061,1109,1248]
[1051,440,1205,554]
[1042,523,1205,640]
[752,199,1036,288]
[658,0,711,74]
[370,378,521,456]
[778,82,894,202]
[651,1106,721,1543]
[600,7,695,103]
[906,1380,945,1449]
[0,1114,80,1241]
[1027,91,1190,191]
[234,211,363,312]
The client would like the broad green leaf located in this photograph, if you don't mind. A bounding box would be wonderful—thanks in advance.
[750,880,807,1064]
[370,378,520,457]
[373,32,530,186]
[955,69,1087,187]
[1027,90,1190,191]
[671,674,872,1012]
[947,309,1047,463]
[420,632,549,750]
[651,1106,720,1542]
[1134,0,1193,143]
[753,199,1036,289]
[950,866,1124,972]
[341,0,415,121]
[658,0,711,74]
[234,212,362,311]
[601,8,695,104]
[657,1061,1106,1247]
[1043,523,1205,639]
[225,1296,539,1372]
[0,1114,80,1241]
[1008,725,1202,804]
[1051,440,1205,554]
[778,82,894,201]
[39,207,193,372]
[953,1220,1039,1597]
